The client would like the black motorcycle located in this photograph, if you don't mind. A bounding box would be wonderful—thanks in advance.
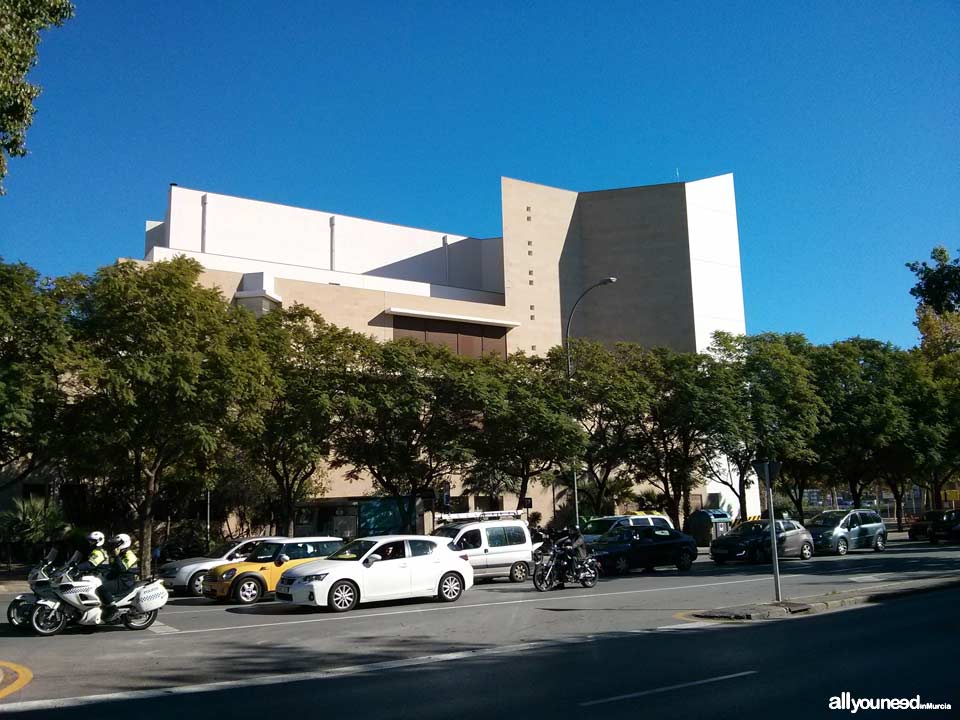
[532,530,599,591]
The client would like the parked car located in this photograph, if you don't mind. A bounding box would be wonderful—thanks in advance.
[908,511,948,540]
[158,536,284,596]
[202,536,343,604]
[431,517,533,582]
[275,535,474,612]
[591,525,697,574]
[927,509,960,544]
[581,514,674,544]
[710,520,814,564]
[806,510,886,555]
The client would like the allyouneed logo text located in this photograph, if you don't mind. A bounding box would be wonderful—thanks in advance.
[829,692,952,713]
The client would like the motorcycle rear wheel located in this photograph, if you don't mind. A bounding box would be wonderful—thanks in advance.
[7,598,31,628]
[30,604,67,636]
[580,566,599,588]
[123,609,159,630]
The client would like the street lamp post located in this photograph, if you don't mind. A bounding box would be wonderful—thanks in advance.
[753,460,783,603]
[564,277,617,527]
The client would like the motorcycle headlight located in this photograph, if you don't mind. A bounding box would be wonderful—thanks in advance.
[300,574,329,584]
[221,568,237,581]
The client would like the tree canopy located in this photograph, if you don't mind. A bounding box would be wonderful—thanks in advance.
[0,0,74,194]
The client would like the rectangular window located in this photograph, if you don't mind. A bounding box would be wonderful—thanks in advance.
[409,540,436,557]
[485,527,509,548]
[504,526,526,545]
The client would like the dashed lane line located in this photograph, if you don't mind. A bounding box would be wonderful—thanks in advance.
[579,670,758,707]
[147,621,179,635]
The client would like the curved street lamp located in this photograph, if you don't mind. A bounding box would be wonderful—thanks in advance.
[564,276,617,527]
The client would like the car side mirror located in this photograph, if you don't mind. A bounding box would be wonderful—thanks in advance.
[364,554,382,567]
[275,554,290,567]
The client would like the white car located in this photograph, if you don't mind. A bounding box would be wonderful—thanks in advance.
[158,536,285,596]
[275,535,474,612]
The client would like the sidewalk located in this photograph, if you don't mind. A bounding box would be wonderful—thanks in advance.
[693,573,960,621]
[0,580,29,595]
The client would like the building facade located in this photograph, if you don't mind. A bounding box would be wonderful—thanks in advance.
[140,174,760,531]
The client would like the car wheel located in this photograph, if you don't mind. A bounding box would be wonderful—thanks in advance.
[873,534,886,551]
[188,571,206,598]
[676,550,693,572]
[438,573,464,603]
[509,562,529,583]
[328,581,358,613]
[836,538,849,556]
[233,577,263,605]
[800,542,813,560]
[614,556,630,575]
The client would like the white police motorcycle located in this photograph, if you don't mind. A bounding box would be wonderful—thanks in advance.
[7,548,60,629]
[29,551,169,636]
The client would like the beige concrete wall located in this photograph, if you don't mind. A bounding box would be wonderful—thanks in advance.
[501,177,580,355]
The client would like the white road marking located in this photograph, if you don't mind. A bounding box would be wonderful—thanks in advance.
[146,621,179,634]
[579,670,758,707]
[848,575,884,583]
[654,621,719,630]
[147,577,772,637]
[0,637,588,713]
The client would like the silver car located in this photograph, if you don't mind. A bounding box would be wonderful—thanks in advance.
[158,536,285,596]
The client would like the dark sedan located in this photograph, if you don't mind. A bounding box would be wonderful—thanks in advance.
[590,526,697,574]
[927,509,960,544]
[710,520,814,565]
[908,511,947,540]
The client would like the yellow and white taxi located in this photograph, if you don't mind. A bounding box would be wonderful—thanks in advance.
[202,536,342,604]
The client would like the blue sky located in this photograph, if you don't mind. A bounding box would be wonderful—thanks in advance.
[1,1,957,349]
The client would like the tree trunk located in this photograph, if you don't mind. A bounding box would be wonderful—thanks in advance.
[516,472,530,512]
[139,488,155,577]
[849,481,862,509]
[736,470,748,523]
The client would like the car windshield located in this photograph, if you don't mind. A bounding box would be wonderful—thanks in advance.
[809,512,846,527]
[583,519,617,535]
[728,522,768,536]
[431,526,460,539]
[246,542,282,562]
[327,540,378,561]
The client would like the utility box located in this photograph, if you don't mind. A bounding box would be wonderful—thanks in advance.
[684,509,733,546]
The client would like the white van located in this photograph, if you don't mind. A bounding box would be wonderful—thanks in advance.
[431,512,534,582]
[582,514,674,544]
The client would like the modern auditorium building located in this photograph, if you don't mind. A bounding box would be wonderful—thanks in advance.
[139,173,760,535]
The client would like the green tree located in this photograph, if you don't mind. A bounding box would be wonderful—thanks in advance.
[0,495,67,543]
[468,353,583,511]
[64,257,266,574]
[628,347,725,528]
[0,260,71,491]
[549,341,649,518]
[332,339,487,529]
[812,339,907,509]
[236,305,362,536]
[907,246,960,315]
[706,332,825,523]
[0,0,74,193]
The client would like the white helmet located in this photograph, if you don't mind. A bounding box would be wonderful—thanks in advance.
[86,531,105,548]
[109,533,132,551]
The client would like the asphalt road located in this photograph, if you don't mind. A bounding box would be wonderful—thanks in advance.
[0,538,957,718]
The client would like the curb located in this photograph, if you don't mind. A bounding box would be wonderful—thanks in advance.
[693,575,960,621]
[0,583,29,595]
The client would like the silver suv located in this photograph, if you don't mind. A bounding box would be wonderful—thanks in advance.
[806,509,887,555]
